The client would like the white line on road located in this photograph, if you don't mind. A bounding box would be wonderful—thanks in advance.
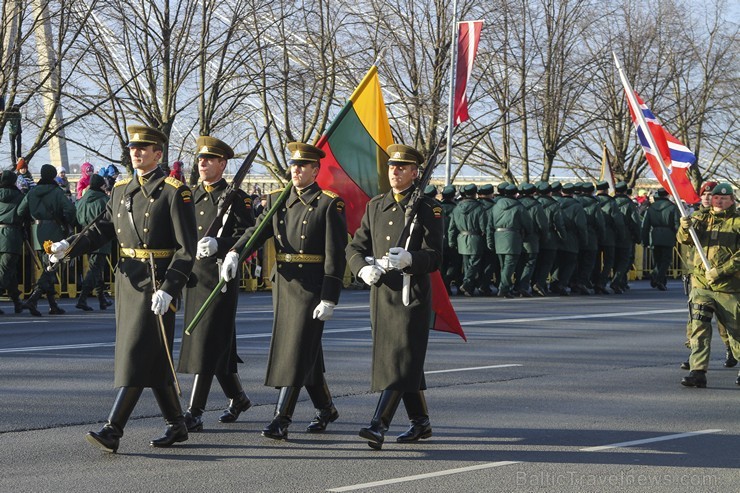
[426,364,522,374]
[464,308,684,327]
[580,429,723,452]
[326,461,522,492]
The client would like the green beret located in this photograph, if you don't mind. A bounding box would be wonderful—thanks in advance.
[387,144,424,166]
[127,125,168,147]
[423,185,437,197]
[196,135,234,160]
[441,185,456,197]
[462,183,478,196]
[478,184,494,195]
[711,183,734,196]
[614,181,628,193]
[287,142,325,165]
[520,183,535,195]
[595,180,609,191]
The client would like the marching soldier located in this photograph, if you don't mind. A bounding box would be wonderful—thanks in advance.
[574,183,605,295]
[49,125,197,452]
[17,164,76,316]
[550,183,587,295]
[448,184,486,296]
[439,185,460,295]
[347,143,443,450]
[515,183,547,297]
[593,180,625,294]
[679,183,739,388]
[477,184,497,296]
[221,142,347,440]
[0,170,25,314]
[74,174,113,311]
[533,181,566,297]
[177,136,256,432]
[641,189,680,290]
[612,181,641,293]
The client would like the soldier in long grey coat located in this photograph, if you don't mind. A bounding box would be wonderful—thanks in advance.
[221,142,348,440]
[347,144,443,450]
[178,136,255,432]
[49,125,197,453]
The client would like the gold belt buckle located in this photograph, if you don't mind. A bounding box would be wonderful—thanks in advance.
[284,253,292,262]
[129,248,137,258]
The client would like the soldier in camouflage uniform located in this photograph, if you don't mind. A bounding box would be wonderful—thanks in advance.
[678,183,739,388]
[448,184,487,296]
[641,189,680,291]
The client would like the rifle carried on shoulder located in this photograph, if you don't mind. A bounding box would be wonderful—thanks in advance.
[204,122,271,238]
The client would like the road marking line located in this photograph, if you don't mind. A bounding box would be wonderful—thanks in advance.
[0,342,115,353]
[426,364,522,374]
[464,308,684,327]
[580,429,723,451]
[327,461,521,492]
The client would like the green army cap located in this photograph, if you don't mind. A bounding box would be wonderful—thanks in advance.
[478,184,494,195]
[501,184,517,196]
[423,185,437,197]
[614,181,628,193]
[196,136,234,159]
[497,182,511,193]
[520,183,535,195]
[595,180,609,191]
[550,181,562,192]
[287,142,325,165]
[441,185,456,197]
[562,182,576,194]
[536,181,551,193]
[387,144,424,166]
[462,183,478,196]
[711,183,734,196]
[127,125,168,148]
[581,182,595,194]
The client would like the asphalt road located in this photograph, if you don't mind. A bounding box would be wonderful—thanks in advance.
[1,280,738,493]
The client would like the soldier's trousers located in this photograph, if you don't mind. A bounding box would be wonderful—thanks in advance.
[651,246,673,286]
[442,248,461,292]
[515,251,538,292]
[533,249,557,289]
[460,254,483,293]
[478,251,497,293]
[497,254,520,295]
[0,252,21,298]
[687,288,740,371]
[552,251,578,289]
[35,252,57,294]
[81,253,108,294]
[611,247,632,288]
[593,245,615,288]
[576,249,597,288]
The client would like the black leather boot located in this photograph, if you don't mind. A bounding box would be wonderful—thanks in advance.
[47,293,65,315]
[305,379,339,432]
[150,384,188,447]
[76,290,94,311]
[98,291,113,310]
[681,370,707,388]
[11,294,23,314]
[21,288,43,317]
[262,387,300,440]
[85,387,143,453]
[359,390,402,450]
[184,374,213,432]
[723,345,737,368]
[217,373,251,423]
[396,391,432,443]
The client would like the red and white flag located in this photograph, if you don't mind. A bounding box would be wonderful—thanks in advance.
[453,20,483,126]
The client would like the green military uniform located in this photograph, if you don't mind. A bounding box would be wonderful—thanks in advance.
[593,181,625,293]
[533,182,566,296]
[575,183,605,294]
[74,175,112,310]
[677,183,739,387]
[448,184,486,296]
[0,170,25,313]
[612,182,641,292]
[178,136,256,430]
[17,164,77,315]
[641,190,679,290]
[486,184,532,298]
[439,185,460,294]
[515,183,547,296]
[551,183,587,295]
[476,184,498,295]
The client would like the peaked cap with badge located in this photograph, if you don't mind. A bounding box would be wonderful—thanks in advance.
[386,144,424,166]
[196,136,234,160]
[287,142,325,166]
[712,183,734,196]
[126,125,168,148]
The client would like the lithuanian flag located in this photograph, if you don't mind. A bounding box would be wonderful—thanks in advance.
[316,66,393,234]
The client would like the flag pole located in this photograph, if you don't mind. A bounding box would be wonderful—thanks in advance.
[613,53,710,271]
[444,0,459,186]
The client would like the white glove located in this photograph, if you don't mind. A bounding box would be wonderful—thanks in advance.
[312,300,335,321]
[151,289,173,315]
[48,239,70,264]
[388,247,412,270]
[221,251,240,282]
[358,265,384,286]
[196,237,218,259]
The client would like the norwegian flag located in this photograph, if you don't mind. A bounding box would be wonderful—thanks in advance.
[626,92,700,204]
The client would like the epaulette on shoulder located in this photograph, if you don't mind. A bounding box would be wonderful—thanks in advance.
[369,193,385,203]
[114,178,132,188]
[322,190,339,199]
[270,188,284,195]
[165,176,185,188]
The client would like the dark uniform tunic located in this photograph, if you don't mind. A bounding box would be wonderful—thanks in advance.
[231,182,347,388]
[641,196,680,287]
[68,168,197,388]
[347,188,443,392]
[178,179,255,375]
[448,198,486,293]
[76,187,111,294]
